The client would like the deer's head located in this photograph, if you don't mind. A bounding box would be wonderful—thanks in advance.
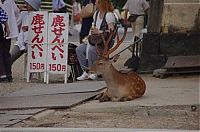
[89,27,127,75]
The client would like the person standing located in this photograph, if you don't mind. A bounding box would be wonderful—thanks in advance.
[10,0,41,64]
[52,0,67,13]
[0,6,10,82]
[124,0,149,38]
[79,0,95,43]
[0,0,20,82]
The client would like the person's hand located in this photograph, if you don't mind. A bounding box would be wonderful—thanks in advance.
[5,25,10,37]
[91,27,101,34]
[22,26,28,32]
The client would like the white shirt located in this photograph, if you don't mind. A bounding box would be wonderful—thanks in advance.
[15,11,29,51]
[123,0,149,15]
[52,0,66,11]
[86,11,115,59]
[93,11,115,30]
[72,2,81,15]
[1,0,20,38]
[113,9,121,20]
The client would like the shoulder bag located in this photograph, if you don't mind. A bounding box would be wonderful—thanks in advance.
[80,0,95,18]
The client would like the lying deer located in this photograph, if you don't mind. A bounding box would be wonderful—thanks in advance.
[89,27,146,102]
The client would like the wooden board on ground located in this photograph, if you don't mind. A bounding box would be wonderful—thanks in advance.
[5,81,106,97]
[0,109,44,127]
[164,55,200,69]
[0,92,99,110]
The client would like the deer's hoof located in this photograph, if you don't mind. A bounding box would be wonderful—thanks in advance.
[94,93,103,100]
[99,96,111,102]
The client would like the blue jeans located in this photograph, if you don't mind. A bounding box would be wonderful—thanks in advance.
[75,44,98,70]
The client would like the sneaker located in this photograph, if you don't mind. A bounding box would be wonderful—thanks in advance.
[88,74,97,80]
[76,71,88,81]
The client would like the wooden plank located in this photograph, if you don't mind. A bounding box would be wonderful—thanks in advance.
[164,55,200,68]
[5,81,106,97]
[0,92,99,110]
[0,109,45,127]
[0,109,44,115]
[0,115,30,125]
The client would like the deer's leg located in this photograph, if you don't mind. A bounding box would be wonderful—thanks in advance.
[94,93,103,100]
[112,96,134,102]
[99,91,111,102]
[94,87,107,100]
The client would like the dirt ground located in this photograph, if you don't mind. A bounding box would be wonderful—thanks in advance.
[12,105,199,129]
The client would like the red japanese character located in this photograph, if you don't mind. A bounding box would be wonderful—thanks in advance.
[51,15,65,27]
[31,14,45,25]
[51,45,64,60]
[31,44,43,59]
[32,34,44,43]
[31,14,45,44]
[51,15,66,44]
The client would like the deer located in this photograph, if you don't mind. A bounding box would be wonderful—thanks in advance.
[89,26,146,102]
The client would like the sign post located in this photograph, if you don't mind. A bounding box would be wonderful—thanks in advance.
[47,13,69,84]
[27,11,48,83]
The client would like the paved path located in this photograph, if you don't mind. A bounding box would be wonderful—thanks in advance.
[72,75,199,113]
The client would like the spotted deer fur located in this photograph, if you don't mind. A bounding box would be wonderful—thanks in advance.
[89,27,146,102]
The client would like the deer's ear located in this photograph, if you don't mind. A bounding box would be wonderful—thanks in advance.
[112,54,120,63]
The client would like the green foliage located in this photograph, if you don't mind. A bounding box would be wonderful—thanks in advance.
[112,0,127,11]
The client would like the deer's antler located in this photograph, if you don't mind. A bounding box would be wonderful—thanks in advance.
[96,27,128,59]
[106,27,127,57]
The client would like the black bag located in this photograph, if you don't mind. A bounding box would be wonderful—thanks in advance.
[68,43,83,79]
[88,31,110,46]
[128,15,139,22]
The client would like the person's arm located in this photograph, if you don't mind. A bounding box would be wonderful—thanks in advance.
[52,0,58,11]
[106,12,115,31]
[142,0,150,14]
[124,9,129,22]
[3,21,10,37]
[123,1,129,23]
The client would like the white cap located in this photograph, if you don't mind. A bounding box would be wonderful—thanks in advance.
[25,0,41,11]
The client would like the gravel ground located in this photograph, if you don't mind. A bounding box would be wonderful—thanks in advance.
[13,105,199,130]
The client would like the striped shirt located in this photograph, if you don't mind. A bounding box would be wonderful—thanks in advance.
[0,7,8,23]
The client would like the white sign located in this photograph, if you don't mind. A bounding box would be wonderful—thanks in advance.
[27,11,48,73]
[27,12,69,84]
[47,13,69,74]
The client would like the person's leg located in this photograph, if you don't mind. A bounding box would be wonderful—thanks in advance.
[135,16,144,35]
[87,45,98,80]
[75,44,90,80]
[131,21,136,38]
[75,44,88,70]
[2,39,12,80]
[10,45,25,65]
[87,46,98,68]
[0,41,6,78]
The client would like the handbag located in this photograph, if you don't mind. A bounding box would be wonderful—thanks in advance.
[80,0,95,18]
[88,33,104,46]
